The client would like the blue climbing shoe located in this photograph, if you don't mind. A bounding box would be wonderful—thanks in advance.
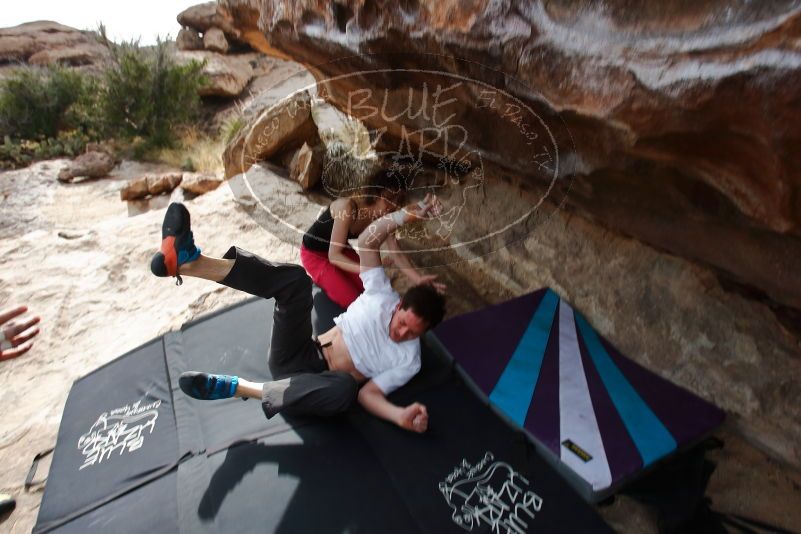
[179,371,239,400]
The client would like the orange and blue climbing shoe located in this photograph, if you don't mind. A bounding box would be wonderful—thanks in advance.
[150,203,200,285]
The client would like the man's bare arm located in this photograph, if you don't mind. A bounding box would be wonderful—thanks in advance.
[358,380,428,433]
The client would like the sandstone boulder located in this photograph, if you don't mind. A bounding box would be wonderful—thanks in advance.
[180,172,224,195]
[147,173,183,196]
[57,151,115,182]
[174,50,253,97]
[223,90,320,178]
[289,142,323,190]
[119,176,149,201]
[120,172,183,200]
[28,43,104,67]
[222,0,801,312]
[177,2,242,41]
[0,21,108,67]
[176,27,203,51]
[203,27,229,53]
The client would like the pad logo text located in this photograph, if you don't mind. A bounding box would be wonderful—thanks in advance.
[439,451,544,533]
[77,398,161,470]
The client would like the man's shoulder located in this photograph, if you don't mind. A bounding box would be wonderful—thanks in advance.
[401,338,422,359]
[358,282,399,309]
[359,266,388,283]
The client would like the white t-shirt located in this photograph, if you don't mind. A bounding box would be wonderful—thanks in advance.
[333,267,421,394]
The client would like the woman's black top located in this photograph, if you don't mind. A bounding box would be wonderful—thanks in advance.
[302,205,359,252]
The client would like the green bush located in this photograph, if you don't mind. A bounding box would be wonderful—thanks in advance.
[0,130,93,169]
[0,26,208,168]
[0,65,97,140]
[98,29,207,151]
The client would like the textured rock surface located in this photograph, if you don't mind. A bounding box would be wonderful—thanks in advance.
[147,172,183,196]
[176,27,204,51]
[222,90,320,178]
[181,172,224,194]
[0,21,109,68]
[203,27,229,53]
[220,0,801,314]
[288,142,323,190]
[119,176,150,201]
[120,173,184,200]
[57,151,115,182]
[174,50,253,97]
[177,2,243,42]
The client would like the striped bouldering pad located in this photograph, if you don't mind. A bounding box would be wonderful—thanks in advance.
[431,288,725,502]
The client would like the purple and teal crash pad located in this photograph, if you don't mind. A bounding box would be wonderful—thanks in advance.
[431,288,725,502]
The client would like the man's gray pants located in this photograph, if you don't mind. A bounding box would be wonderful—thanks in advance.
[219,246,359,419]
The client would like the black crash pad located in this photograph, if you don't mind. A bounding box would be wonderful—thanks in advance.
[36,292,611,533]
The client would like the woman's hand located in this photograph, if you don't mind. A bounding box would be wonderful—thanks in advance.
[414,274,447,294]
[404,193,443,223]
[416,274,447,294]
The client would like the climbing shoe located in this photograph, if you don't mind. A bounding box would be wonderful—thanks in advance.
[150,203,200,285]
[179,371,239,400]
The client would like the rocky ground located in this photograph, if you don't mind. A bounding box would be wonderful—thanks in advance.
[0,157,800,532]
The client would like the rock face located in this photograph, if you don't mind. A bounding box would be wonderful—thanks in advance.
[203,27,229,53]
[220,0,801,315]
[176,27,204,51]
[174,50,253,97]
[180,172,224,194]
[57,150,115,182]
[177,2,242,42]
[289,142,323,190]
[222,90,320,178]
[0,21,109,69]
[119,176,149,201]
[147,173,183,196]
[120,172,183,200]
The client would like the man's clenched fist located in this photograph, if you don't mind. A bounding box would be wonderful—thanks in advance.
[397,402,428,433]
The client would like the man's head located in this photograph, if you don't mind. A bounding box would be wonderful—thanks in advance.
[389,284,447,342]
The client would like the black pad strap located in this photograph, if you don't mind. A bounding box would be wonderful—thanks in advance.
[25,447,54,490]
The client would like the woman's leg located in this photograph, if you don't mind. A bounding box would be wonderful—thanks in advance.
[179,255,234,282]
[216,247,315,377]
[152,204,315,377]
[235,377,263,399]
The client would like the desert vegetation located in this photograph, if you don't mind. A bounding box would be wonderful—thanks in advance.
[0,27,207,169]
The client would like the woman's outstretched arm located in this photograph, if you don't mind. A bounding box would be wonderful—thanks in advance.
[327,198,362,275]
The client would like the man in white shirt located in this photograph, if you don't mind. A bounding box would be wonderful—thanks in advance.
[151,196,446,433]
